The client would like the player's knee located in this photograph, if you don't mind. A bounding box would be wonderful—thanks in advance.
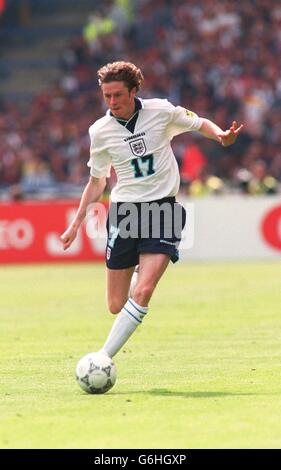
[132,282,154,305]
[107,300,123,315]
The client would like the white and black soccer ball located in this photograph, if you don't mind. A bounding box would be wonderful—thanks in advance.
[76,352,117,394]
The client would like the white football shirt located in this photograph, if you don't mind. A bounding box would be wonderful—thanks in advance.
[87,98,203,202]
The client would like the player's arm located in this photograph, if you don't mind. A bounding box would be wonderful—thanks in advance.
[198,119,243,147]
[60,176,106,250]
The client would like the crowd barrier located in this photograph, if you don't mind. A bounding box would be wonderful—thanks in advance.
[0,196,280,263]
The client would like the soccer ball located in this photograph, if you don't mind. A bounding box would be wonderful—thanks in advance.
[76,352,117,394]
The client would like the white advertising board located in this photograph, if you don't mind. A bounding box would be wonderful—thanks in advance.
[178,196,281,260]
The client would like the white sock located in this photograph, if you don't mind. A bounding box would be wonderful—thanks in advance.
[129,265,139,297]
[100,298,148,358]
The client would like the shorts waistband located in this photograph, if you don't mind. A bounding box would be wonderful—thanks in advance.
[113,197,176,206]
[150,196,176,204]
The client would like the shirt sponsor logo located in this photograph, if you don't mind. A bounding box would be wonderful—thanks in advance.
[124,132,145,142]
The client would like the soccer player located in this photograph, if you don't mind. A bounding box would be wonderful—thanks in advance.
[60,61,243,358]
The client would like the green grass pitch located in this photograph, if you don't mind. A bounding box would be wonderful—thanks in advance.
[0,260,280,449]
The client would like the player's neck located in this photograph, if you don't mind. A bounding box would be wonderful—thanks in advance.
[118,105,136,121]
[114,98,138,121]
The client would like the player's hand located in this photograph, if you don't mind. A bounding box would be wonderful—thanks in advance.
[60,225,78,251]
[217,121,244,147]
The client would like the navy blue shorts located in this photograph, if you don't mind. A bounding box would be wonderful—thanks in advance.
[105,197,186,270]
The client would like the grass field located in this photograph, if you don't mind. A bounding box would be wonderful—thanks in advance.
[0,260,281,449]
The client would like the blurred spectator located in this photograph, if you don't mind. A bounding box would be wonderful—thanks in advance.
[179,141,208,184]
[182,167,225,197]
[83,13,115,52]
[8,184,25,201]
[236,160,278,195]
[189,175,225,197]
[0,0,281,199]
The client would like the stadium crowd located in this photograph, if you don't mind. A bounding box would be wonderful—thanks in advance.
[0,0,280,200]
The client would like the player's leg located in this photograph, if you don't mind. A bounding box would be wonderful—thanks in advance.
[101,203,141,356]
[99,198,182,358]
[128,264,139,297]
[132,253,170,306]
[106,266,135,314]
[100,253,170,358]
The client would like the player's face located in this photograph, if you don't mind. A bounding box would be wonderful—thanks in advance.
[101,81,137,120]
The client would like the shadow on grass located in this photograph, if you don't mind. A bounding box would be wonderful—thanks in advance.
[111,389,259,398]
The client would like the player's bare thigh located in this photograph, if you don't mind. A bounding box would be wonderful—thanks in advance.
[106,266,135,314]
[106,253,170,313]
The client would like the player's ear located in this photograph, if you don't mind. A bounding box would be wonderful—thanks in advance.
[129,86,137,97]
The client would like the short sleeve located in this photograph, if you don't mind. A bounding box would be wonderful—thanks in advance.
[165,103,203,140]
[87,127,111,178]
